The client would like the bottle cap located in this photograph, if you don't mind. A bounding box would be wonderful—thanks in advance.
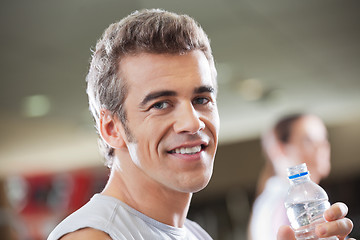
[287,163,309,179]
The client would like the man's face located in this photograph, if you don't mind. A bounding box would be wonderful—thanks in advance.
[117,50,219,193]
[286,116,331,183]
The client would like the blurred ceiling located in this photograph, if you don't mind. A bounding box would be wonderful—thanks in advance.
[1,0,360,175]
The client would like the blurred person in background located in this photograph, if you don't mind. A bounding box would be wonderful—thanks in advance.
[47,9,353,240]
[248,113,334,240]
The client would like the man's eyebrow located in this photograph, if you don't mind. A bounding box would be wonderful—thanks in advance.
[140,86,215,106]
[194,86,215,94]
[140,90,177,106]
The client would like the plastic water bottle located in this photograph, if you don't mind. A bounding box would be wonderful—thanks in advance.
[284,163,338,240]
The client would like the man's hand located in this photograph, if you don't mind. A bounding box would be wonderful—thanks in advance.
[277,202,354,240]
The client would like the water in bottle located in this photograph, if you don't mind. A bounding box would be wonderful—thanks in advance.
[284,163,338,240]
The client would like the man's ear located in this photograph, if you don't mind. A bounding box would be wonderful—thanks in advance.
[99,110,126,149]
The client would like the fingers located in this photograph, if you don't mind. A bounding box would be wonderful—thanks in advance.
[315,218,353,238]
[277,225,295,240]
[324,202,348,221]
[316,202,353,238]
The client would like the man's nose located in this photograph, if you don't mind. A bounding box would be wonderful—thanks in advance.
[173,103,205,134]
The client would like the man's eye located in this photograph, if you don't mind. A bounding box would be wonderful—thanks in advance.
[193,97,210,105]
[151,101,170,110]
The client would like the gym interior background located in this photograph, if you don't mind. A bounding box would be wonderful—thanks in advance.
[1,0,359,239]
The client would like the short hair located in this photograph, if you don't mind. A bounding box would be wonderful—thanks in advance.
[86,9,216,167]
[273,113,305,143]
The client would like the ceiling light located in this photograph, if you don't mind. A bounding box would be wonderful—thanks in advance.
[236,78,264,101]
[22,94,51,118]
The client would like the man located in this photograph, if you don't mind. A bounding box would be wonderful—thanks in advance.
[48,9,353,240]
[249,113,346,240]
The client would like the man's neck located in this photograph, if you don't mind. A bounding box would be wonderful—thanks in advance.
[101,161,192,228]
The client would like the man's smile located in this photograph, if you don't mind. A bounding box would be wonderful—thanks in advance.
[169,145,202,155]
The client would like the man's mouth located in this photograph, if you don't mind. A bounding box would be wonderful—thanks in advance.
[168,145,205,155]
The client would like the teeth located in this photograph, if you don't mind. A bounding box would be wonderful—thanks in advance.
[174,145,202,154]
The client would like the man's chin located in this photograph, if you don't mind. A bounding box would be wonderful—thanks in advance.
[179,175,212,194]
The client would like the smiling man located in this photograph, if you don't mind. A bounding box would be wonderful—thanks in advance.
[48,9,353,240]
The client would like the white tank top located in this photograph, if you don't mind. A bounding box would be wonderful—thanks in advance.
[47,194,212,240]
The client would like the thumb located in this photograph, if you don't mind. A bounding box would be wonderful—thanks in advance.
[277,225,296,240]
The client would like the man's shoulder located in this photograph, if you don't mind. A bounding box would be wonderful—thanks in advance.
[60,228,112,240]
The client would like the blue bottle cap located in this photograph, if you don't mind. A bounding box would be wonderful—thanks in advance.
[287,163,309,179]
[288,171,309,179]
